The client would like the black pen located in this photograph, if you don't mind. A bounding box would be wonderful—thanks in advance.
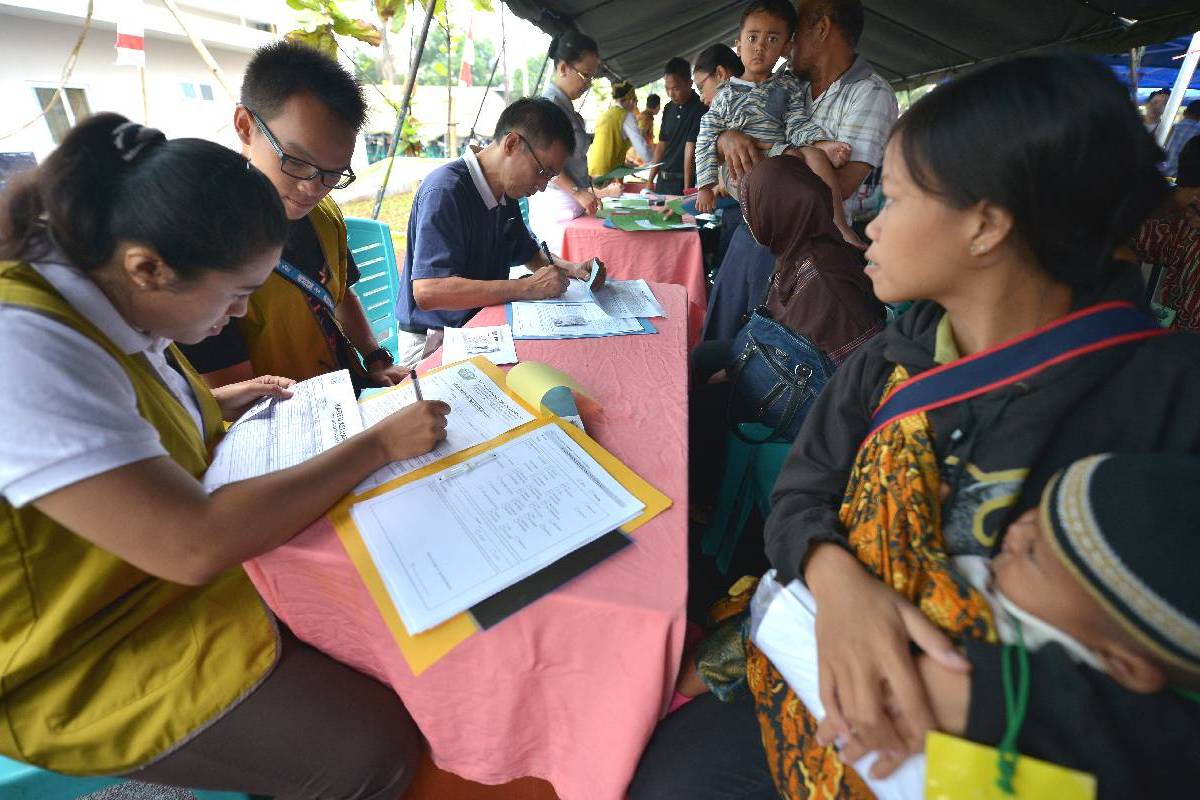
[409,369,423,401]
[540,240,555,268]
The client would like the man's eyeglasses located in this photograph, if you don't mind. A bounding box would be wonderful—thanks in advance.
[514,132,559,180]
[694,72,715,95]
[245,106,356,190]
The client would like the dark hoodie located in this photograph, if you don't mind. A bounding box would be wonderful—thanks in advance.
[764,265,1200,797]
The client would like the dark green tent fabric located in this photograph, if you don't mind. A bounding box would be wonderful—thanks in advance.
[502,0,1200,88]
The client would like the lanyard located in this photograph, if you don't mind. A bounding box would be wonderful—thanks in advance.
[274,258,336,315]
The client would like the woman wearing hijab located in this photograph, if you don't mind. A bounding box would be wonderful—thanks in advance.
[691,155,883,497]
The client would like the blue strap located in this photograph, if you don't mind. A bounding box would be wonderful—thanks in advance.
[868,302,1164,439]
[274,258,336,314]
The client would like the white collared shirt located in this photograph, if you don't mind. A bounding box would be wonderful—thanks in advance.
[461,145,506,209]
[0,257,205,507]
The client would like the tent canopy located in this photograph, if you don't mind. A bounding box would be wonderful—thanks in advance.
[502,0,1200,89]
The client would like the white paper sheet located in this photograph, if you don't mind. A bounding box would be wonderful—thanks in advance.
[355,360,535,493]
[592,279,666,318]
[510,301,642,338]
[441,325,518,365]
[350,424,645,633]
[203,370,362,492]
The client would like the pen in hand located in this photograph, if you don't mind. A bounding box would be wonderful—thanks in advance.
[409,369,423,401]
[540,240,556,269]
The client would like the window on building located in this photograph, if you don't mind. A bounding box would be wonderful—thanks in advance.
[181,82,197,99]
[33,87,91,145]
[250,20,274,32]
[199,84,214,101]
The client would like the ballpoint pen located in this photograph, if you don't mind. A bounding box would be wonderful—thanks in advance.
[409,369,423,401]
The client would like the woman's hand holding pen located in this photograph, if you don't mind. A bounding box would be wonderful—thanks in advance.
[371,399,450,462]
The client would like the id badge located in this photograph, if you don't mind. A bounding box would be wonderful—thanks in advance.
[924,731,1096,799]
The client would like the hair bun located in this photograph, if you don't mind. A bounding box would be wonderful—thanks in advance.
[112,121,166,163]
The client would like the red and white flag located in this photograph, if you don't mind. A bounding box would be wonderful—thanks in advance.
[458,18,474,87]
[114,0,146,68]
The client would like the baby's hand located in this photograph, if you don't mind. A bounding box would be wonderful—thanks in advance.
[696,186,716,213]
[815,140,851,168]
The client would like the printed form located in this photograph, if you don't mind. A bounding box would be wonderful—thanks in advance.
[350,423,645,633]
[355,360,535,492]
[510,301,643,338]
[540,278,667,319]
[441,324,518,365]
[203,370,362,492]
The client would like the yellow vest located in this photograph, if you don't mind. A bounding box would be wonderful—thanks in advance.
[0,261,278,775]
[587,105,633,178]
[240,196,351,381]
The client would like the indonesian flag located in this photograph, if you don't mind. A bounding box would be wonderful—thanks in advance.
[114,0,146,68]
[458,18,474,86]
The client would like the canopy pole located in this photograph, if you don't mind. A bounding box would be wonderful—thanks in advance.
[468,49,503,141]
[372,0,437,220]
[1157,30,1200,149]
[1129,47,1142,102]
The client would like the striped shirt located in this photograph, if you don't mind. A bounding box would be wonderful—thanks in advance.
[1163,118,1200,179]
[1134,215,1200,332]
[695,70,829,191]
[794,56,897,173]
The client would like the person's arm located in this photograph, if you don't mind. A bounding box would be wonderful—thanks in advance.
[524,247,606,288]
[715,130,773,182]
[683,142,696,191]
[648,141,665,186]
[550,175,598,215]
[694,103,725,192]
[33,397,450,586]
[335,291,381,358]
[202,360,254,390]
[623,111,654,164]
[764,343,888,581]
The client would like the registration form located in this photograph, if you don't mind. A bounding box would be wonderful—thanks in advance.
[535,278,666,319]
[441,324,518,366]
[203,370,362,492]
[355,360,535,493]
[350,423,645,633]
[510,301,644,338]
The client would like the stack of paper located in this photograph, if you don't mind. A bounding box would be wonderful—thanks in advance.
[202,361,536,494]
[351,423,646,633]
[441,324,518,365]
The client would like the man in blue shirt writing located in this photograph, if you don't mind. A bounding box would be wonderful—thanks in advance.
[395,97,605,366]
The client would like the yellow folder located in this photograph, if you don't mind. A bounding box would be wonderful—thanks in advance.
[331,356,672,675]
[925,731,1097,799]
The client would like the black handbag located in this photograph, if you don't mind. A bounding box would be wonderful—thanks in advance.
[726,304,834,443]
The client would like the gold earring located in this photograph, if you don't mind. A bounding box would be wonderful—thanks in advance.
[969,243,984,256]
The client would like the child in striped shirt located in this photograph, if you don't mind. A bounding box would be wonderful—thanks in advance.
[694,1,864,248]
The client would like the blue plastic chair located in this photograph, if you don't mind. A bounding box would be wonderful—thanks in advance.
[701,423,794,575]
[345,217,401,358]
[0,754,252,799]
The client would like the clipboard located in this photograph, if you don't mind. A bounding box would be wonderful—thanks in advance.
[330,357,672,675]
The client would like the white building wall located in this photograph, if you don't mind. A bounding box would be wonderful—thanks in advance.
[0,12,261,160]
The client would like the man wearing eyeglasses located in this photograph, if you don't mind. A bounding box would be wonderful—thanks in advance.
[394,97,605,368]
[179,41,407,391]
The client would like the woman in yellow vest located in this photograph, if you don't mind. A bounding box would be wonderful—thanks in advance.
[0,113,449,798]
[587,81,654,186]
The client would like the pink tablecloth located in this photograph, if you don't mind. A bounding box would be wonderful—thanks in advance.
[245,283,690,800]
[560,215,706,348]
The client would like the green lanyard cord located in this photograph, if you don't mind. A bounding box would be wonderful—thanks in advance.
[997,619,1030,795]
[1173,687,1200,705]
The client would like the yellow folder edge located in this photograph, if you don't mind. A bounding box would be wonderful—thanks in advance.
[924,731,1097,799]
[330,356,673,675]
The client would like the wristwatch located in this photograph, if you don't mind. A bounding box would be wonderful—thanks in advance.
[364,346,394,368]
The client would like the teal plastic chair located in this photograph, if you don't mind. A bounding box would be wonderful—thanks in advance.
[0,754,251,799]
[701,423,794,575]
[517,196,531,227]
[345,217,401,357]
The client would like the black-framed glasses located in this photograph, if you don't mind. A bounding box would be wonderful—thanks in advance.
[245,106,356,190]
[514,132,559,180]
